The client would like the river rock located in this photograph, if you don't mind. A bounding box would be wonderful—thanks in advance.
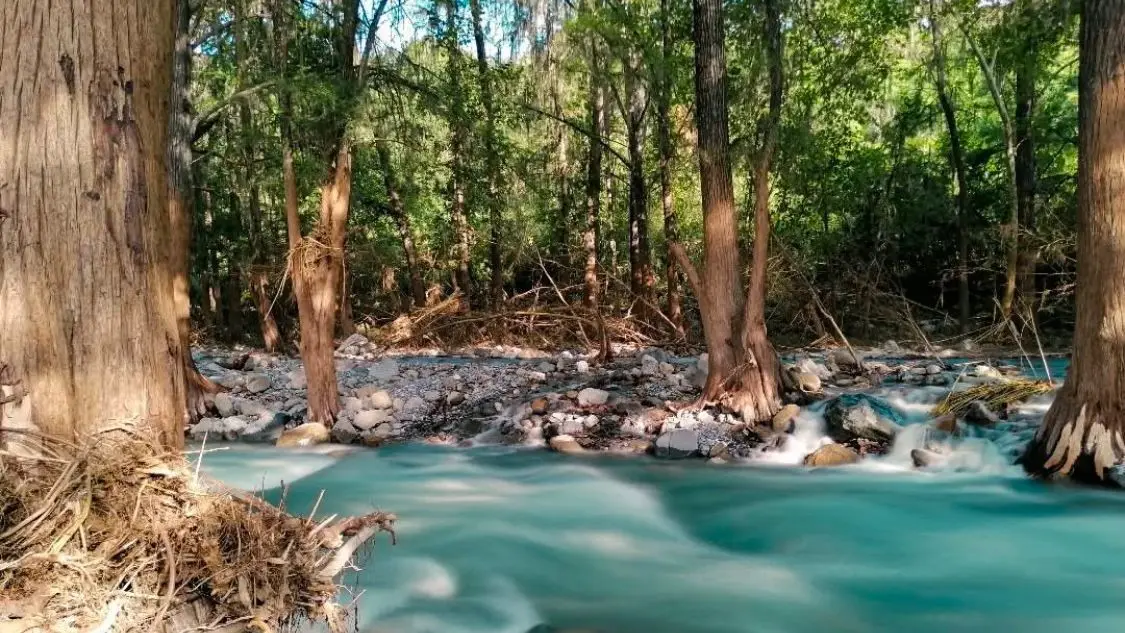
[925,364,943,375]
[796,357,833,380]
[831,348,862,369]
[531,398,550,415]
[576,360,590,374]
[446,391,465,406]
[276,422,330,448]
[549,434,584,454]
[365,422,394,440]
[342,396,364,413]
[973,364,1003,380]
[353,409,392,431]
[241,412,290,443]
[803,443,860,467]
[403,396,427,412]
[824,394,903,443]
[964,401,1001,426]
[245,374,271,394]
[287,370,307,390]
[910,448,944,468]
[772,404,801,433]
[368,390,393,410]
[932,413,959,434]
[331,419,360,444]
[578,388,610,406]
[654,429,700,459]
[214,392,235,417]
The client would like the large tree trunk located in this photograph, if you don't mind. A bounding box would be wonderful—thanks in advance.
[1014,0,1039,314]
[443,0,473,305]
[378,142,428,309]
[471,0,505,308]
[625,54,655,320]
[0,0,185,447]
[583,41,606,309]
[1023,0,1125,484]
[658,0,684,336]
[929,1,971,332]
[679,0,782,424]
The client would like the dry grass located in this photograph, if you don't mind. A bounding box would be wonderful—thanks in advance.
[932,379,1054,418]
[0,431,393,633]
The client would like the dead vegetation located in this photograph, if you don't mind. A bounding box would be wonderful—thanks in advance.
[933,379,1054,418]
[0,430,394,633]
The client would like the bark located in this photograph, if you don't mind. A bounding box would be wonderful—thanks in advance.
[442,0,473,304]
[658,0,684,335]
[0,0,185,447]
[471,0,504,308]
[1023,0,1125,484]
[682,0,783,423]
[1015,0,1039,313]
[625,52,655,319]
[583,41,606,309]
[929,1,971,332]
[377,143,428,309]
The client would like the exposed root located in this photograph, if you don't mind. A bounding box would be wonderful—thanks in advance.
[1023,392,1125,484]
[0,432,394,632]
[932,379,1053,418]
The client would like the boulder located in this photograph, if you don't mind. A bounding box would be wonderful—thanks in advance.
[287,370,307,390]
[788,369,822,394]
[795,357,833,380]
[549,434,584,454]
[824,394,903,443]
[240,412,290,443]
[213,392,235,417]
[365,422,395,440]
[654,429,700,459]
[803,443,860,467]
[368,390,394,410]
[772,404,801,434]
[336,333,369,354]
[932,413,959,434]
[830,348,862,369]
[342,396,364,413]
[640,355,661,376]
[575,360,590,374]
[531,398,550,415]
[276,422,330,448]
[964,400,1000,426]
[577,388,610,407]
[245,374,272,394]
[910,448,944,468]
[353,409,392,431]
[973,364,1003,380]
[331,419,360,444]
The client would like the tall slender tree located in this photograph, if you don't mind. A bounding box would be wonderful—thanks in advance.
[440,0,475,304]
[672,0,784,423]
[583,35,606,310]
[658,0,684,335]
[471,0,505,308]
[1023,0,1125,484]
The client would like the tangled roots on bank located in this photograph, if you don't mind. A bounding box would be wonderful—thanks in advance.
[0,432,394,633]
[933,379,1054,418]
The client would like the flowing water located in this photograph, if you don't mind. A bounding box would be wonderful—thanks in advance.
[201,355,1125,633]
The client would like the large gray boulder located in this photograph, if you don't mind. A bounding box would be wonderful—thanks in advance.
[824,394,903,444]
[654,429,700,459]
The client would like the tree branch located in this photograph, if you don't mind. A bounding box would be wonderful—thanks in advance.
[669,242,704,303]
[520,101,629,165]
[192,81,275,142]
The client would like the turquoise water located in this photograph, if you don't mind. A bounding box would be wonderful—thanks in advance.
[202,427,1125,633]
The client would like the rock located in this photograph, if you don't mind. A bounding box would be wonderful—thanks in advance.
[336,333,369,354]
[553,415,585,436]
[241,412,290,443]
[353,409,392,431]
[926,364,943,375]
[578,388,610,407]
[654,429,700,459]
[575,360,590,374]
[531,398,550,415]
[287,370,307,390]
[803,443,860,467]
[964,400,1000,426]
[793,371,822,394]
[824,394,903,443]
[772,404,801,434]
[796,357,833,380]
[527,371,548,382]
[536,361,554,374]
[831,348,862,368]
[331,419,360,444]
[961,339,979,352]
[640,355,661,376]
[973,364,1003,380]
[910,448,944,468]
[659,361,676,375]
[342,396,364,412]
[214,392,235,417]
[368,390,394,410]
[276,422,330,448]
[366,422,394,440]
[403,396,427,412]
[216,373,244,389]
[619,417,648,438]
[549,434,584,454]
[245,374,271,394]
[923,373,952,386]
[882,339,901,353]
[932,413,959,434]
[368,359,400,382]
[423,390,443,403]
[707,442,730,459]
[446,391,465,406]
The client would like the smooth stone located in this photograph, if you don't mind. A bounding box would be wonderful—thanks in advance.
[549,434,584,454]
[824,393,903,443]
[368,390,394,410]
[531,398,550,415]
[804,443,860,467]
[654,429,700,459]
[772,404,801,433]
[911,448,944,468]
[964,400,1001,426]
[214,392,235,417]
[245,374,271,394]
[331,419,360,444]
[446,391,465,406]
[240,412,290,443]
[276,422,330,448]
[831,348,861,367]
[578,388,610,407]
[342,396,364,412]
[575,360,590,374]
[353,409,392,431]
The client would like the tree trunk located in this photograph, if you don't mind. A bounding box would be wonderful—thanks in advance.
[929,1,971,332]
[583,41,606,309]
[378,142,428,309]
[679,0,782,424]
[1015,0,1039,314]
[625,53,655,319]
[172,0,222,421]
[1023,0,1125,484]
[471,0,504,308]
[443,0,473,305]
[658,0,684,335]
[0,0,185,447]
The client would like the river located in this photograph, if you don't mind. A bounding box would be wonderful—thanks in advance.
[201,355,1125,633]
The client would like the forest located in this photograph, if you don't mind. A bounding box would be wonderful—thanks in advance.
[3,0,1125,632]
